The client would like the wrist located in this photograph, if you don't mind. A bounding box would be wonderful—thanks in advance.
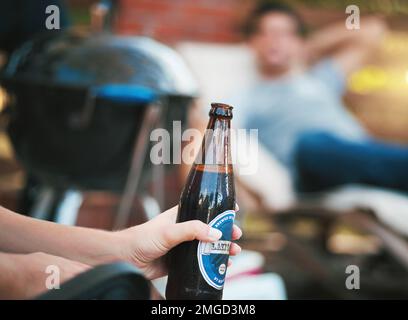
[89,231,127,266]
[0,253,29,299]
[115,225,146,269]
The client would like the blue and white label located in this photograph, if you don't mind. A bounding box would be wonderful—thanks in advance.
[197,210,235,290]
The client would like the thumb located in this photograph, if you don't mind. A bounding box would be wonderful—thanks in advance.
[163,220,222,249]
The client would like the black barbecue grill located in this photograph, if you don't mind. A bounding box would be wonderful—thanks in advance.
[0,30,198,227]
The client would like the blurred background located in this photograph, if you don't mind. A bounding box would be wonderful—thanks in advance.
[2,0,408,299]
[2,0,408,207]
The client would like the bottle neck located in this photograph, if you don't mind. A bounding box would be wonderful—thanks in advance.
[195,115,232,168]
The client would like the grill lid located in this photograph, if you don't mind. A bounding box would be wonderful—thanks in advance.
[3,30,199,99]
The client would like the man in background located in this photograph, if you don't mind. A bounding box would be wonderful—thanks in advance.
[232,1,408,204]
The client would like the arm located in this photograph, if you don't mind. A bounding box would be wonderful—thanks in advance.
[0,206,124,266]
[305,17,387,76]
[0,206,242,281]
[0,253,25,299]
[0,252,89,299]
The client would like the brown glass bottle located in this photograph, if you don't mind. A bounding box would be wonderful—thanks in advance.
[165,103,236,300]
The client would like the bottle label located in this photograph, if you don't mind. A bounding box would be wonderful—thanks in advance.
[197,210,235,290]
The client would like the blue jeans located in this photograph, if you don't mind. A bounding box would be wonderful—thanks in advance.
[294,131,408,192]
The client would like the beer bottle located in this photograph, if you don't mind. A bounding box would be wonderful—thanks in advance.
[166,103,236,300]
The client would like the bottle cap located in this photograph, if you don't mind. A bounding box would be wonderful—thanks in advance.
[210,102,233,118]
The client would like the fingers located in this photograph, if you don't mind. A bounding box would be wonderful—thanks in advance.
[227,242,242,268]
[162,219,242,253]
[232,224,242,241]
[163,220,222,249]
[229,242,241,256]
[160,202,242,252]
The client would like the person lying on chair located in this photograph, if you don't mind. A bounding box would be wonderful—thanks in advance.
[0,205,242,299]
[230,2,408,206]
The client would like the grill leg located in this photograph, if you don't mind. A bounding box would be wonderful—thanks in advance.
[114,103,162,229]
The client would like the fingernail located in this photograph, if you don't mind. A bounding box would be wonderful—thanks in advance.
[235,245,242,254]
[208,228,222,241]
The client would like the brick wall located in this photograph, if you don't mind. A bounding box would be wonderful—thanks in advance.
[116,0,252,44]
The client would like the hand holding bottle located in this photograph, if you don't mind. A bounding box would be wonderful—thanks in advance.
[118,205,242,280]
